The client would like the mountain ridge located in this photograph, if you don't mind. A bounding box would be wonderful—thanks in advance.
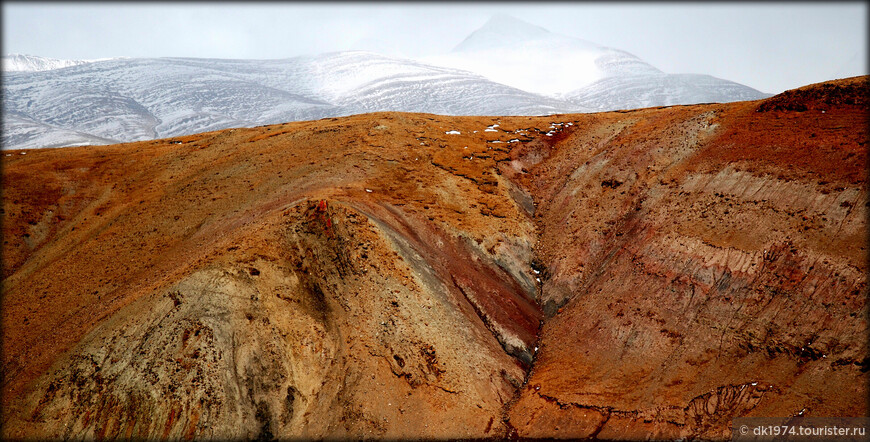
[2,15,770,150]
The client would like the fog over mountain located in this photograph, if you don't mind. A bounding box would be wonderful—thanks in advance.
[1,15,769,150]
[422,14,768,110]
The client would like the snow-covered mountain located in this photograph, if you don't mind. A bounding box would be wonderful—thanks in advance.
[566,73,770,112]
[2,52,585,149]
[1,54,120,73]
[2,15,770,150]
[421,14,659,95]
[423,14,768,109]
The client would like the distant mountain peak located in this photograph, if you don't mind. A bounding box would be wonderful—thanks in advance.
[426,14,619,95]
[480,13,552,37]
[452,14,566,52]
[3,21,770,151]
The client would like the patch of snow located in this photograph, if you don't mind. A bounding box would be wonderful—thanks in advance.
[445,130,460,135]
[62,142,94,147]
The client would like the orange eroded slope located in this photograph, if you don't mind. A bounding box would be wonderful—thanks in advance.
[1,77,866,439]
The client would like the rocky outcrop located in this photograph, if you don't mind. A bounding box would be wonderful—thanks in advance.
[7,201,533,439]
[507,77,867,439]
[2,77,866,439]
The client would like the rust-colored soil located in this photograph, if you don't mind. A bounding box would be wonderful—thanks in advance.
[2,76,867,440]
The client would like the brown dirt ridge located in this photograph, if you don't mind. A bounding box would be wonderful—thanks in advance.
[2,76,867,440]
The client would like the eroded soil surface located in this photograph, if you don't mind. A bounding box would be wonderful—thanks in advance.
[2,76,867,440]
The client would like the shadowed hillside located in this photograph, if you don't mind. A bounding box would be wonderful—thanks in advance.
[1,76,866,440]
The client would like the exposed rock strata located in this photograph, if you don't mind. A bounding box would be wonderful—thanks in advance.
[2,76,866,439]
[508,76,867,439]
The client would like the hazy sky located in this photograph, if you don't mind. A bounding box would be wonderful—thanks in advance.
[3,2,866,94]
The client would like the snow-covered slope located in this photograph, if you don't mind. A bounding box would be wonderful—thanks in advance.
[422,14,768,106]
[567,73,769,111]
[303,52,578,116]
[2,112,120,149]
[1,54,119,72]
[2,15,771,150]
[2,52,585,149]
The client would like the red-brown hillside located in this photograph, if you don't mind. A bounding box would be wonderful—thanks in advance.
[2,76,866,440]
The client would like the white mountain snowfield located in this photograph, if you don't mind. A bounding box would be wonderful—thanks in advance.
[1,15,769,150]
[2,53,584,150]
[2,53,123,72]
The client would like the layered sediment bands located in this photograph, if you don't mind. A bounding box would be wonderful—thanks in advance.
[2,77,867,439]
[508,77,868,439]
[7,202,531,438]
[2,112,542,439]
